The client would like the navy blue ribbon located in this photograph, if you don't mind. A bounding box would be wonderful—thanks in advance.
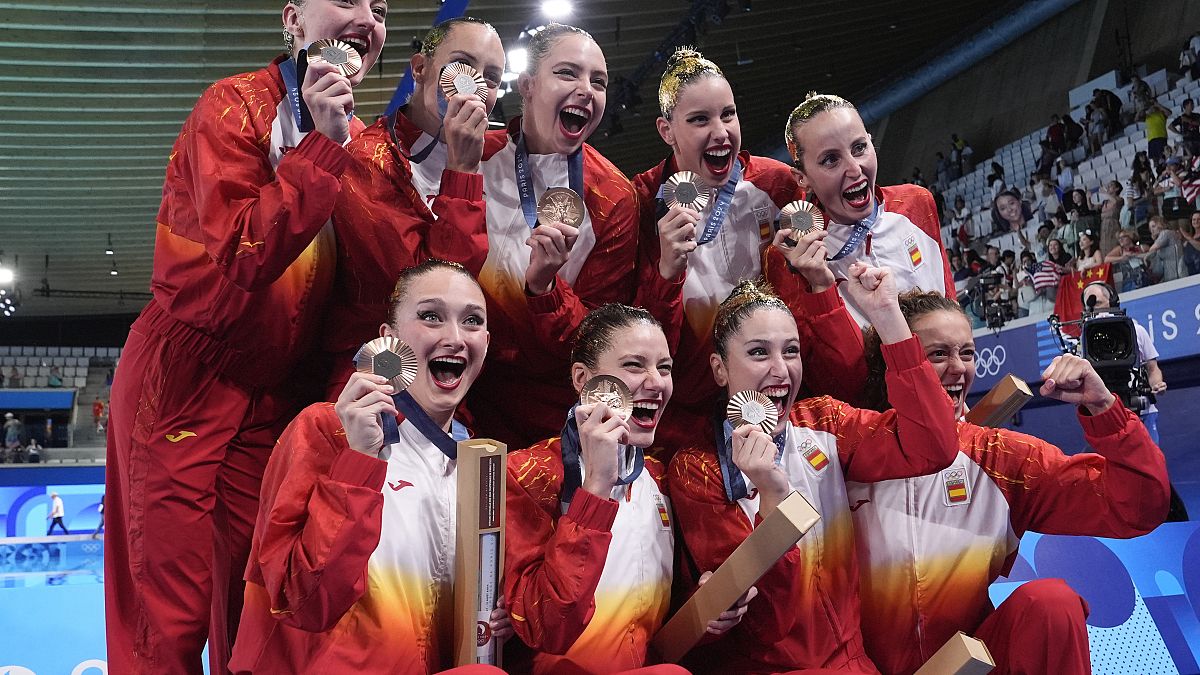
[384,110,439,165]
[828,198,883,261]
[279,57,307,130]
[714,416,787,503]
[382,390,466,459]
[514,130,585,230]
[559,403,645,510]
[654,159,743,244]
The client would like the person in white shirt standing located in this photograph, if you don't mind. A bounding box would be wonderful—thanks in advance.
[47,492,67,535]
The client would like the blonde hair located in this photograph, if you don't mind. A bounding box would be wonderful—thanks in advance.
[658,46,724,119]
[784,91,856,166]
[525,23,594,75]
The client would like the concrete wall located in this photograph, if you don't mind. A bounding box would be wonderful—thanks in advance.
[877,0,1200,184]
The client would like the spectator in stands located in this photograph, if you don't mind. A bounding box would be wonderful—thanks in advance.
[1105,228,1150,291]
[1180,39,1198,81]
[983,245,1003,274]
[951,195,973,242]
[987,162,1006,200]
[3,412,20,462]
[1143,99,1171,163]
[1067,188,1098,234]
[8,366,21,388]
[910,166,927,187]
[1170,99,1200,158]
[1054,157,1074,192]
[1049,212,1079,254]
[1129,75,1154,119]
[1093,87,1123,135]
[1015,250,1040,314]
[1086,103,1109,157]
[935,152,950,190]
[1046,114,1066,153]
[47,492,68,535]
[1076,229,1104,271]
[1142,215,1186,282]
[965,249,985,276]
[1182,211,1200,274]
[1047,237,1074,270]
[25,439,40,464]
[1032,176,1060,220]
[47,366,62,388]
[92,397,105,433]
[1030,222,1053,260]
[1124,169,1152,229]
[1063,112,1085,150]
[1099,179,1124,252]
[1158,157,1191,224]
[949,251,970,282]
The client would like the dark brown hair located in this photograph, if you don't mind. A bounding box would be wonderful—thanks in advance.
[570,304,661,369]
[712,278,792,358]
[386,259,478,326]
[863,290,966,411]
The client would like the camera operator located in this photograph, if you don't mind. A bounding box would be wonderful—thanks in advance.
[1081,281,1186,521]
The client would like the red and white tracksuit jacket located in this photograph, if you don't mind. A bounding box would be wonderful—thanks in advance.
[848,401,1170,675]
[632,153,864,454]
[106,56,359,674]
[665,337,959,674]
[232,402,481,674]
[320,111,509,397]
[504,439,674,674]
[466,119,640,448]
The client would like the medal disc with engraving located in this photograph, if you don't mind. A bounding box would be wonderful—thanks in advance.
[355,337,418,390]
[537,187,585,228]
[580,375,632,421]
[307,39,363,78]
[662,171,711,211]
[779,200,825,236]
[439,62,488,101]
[726,390,779,434]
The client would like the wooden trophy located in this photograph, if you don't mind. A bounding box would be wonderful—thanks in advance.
[453,439,507,666]
[914,631,994,675]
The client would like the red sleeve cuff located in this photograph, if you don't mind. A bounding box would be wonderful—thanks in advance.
[880,335,926,371]
[564,487,618,531]
[329,448,387,489]
[1078,398,1132,437]
[526,276,566,315]
[795,285,844,316]
[440,169,484,201]
[295,130,352,177]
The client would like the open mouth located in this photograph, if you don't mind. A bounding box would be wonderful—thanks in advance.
[702,146,733,175]
[761,385,790,417]
[629,400,661,429]
[339,34,370,57]
[943,383,965,408]
[558,105,591,138]
[842,179,871,209]
[429,356,467,390]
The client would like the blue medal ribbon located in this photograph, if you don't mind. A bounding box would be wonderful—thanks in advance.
[653,159,742,244]
[278,57,306,130]
[559,403,645,511]
[382,390,466,460]
[828,198,883,261]
[714,416,787,503]
[514,130,585,230]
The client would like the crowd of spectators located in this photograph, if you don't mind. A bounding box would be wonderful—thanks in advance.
[920,56,1200,329]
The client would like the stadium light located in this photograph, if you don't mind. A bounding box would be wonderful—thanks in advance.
[507,47,528,74]
[0,267,13,285]
[542,0,572,20]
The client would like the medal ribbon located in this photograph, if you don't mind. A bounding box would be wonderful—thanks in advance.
[714,417,787,503]
[386,111,440,165]
[559,403,645,511]
[279,57,306,130]
[382,390,466,460]
[828,198,883,261]
[652,159,742,244]
[514,129,585,230]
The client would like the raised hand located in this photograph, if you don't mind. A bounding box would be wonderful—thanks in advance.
[1039,354,1116,414]
[772,228,834,292]
[443,93,488,173]
[525,220,580,295]
[334,372,397,456]
[842,262,911,344]
[302,61,354,145]
[731,424,790,517]
[657,205,700,281]
[576,402,630,498]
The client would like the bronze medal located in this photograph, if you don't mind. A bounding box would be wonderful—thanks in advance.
[537,187,586,228]
[726,390,779,435]
[355,337,418,391]
[439,61,488,102]
[307,39,363,78]
[663,171,711,211]
[779,200,825,237]
[580,375,633,421]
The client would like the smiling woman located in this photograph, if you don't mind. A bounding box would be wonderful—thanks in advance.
[469,23,642,448]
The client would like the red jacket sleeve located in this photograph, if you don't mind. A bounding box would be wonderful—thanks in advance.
[665,448,804,645]
[164,74,354,292]
[337,128,489,276]
[503,443,619,654]
[630,163,687,352]
[966,399,1170,537]
[526,150,640,358]
[247,403,387,632]
[765,250,870,405]
[808,336,958,481]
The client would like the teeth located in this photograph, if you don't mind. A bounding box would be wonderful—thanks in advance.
[562,105,590,119]
[706,148,731,157]
[762,386,789,397]
[431,356,465,365]
[341,36,368,53]
[634,401,660,410]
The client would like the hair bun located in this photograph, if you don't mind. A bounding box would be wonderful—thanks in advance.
[666,46,704,72]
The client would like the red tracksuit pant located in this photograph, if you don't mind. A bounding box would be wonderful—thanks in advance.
[105,317,300,675]
[974,578,1091,675]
